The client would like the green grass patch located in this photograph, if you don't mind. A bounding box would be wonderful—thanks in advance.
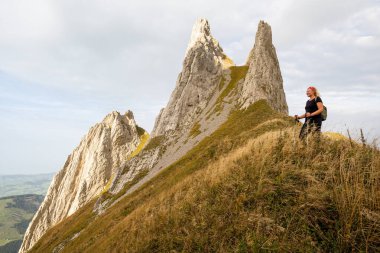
[188,122,201,138]
[211,65,249,114]
[143,135,166,152]
[136,125,146,137]
[0,195,43,247]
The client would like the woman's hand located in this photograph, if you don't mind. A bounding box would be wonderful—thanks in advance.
[294,115,299,119]
[305,112,311,118]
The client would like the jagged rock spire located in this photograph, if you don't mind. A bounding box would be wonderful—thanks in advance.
[239,20,288,114]
[151,18,233,138]
[20,19,291,253]
[185,18,211,55]
[19,110,143,253]
[184,18,228,62]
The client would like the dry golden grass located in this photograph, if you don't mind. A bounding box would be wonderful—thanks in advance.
[97,129,379,252]
[30,101,380,253]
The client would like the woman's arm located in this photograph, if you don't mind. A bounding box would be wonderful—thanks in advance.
[294,113,306,119]
[310,102,324,117]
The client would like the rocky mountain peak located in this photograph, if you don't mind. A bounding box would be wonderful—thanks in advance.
[19,109,144,253]
[101,110,135,128]
[185,18,211,54]
[184,18,233,67]
[151,18,233,139]
[245,20,272,64]
[239,20,288,114]
[20,19,291,253]
[188,18,210,41]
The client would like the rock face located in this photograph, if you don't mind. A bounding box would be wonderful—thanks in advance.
[239,21,288,114]
[19,111,143,253]
[20,18,290,253]
[151,18,233,138]
[107,20,289,204]
[103,18,236,210]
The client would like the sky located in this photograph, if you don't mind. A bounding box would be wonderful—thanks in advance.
[0,0,379,175]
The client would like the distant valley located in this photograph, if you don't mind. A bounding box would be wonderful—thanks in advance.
[0,173,54,198]
[0,194,44,252]
[0,173,53,252]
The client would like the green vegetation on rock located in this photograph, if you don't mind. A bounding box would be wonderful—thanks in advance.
[136,125,146,137]
[188,121,201,138]
[143,135,166,152]
[213,65,249,113]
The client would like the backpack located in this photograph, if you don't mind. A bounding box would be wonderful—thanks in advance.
[315,97,327,121]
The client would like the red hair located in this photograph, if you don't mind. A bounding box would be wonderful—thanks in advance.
[308,86,318,96]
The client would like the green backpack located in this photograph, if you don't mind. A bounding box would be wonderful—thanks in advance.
[315,97,327,121]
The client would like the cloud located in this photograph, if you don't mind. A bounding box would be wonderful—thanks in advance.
[0,0,379,174]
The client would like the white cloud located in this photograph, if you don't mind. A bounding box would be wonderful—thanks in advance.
[0,0,379,174]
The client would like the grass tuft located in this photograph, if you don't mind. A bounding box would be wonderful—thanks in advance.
[188,122,201,138]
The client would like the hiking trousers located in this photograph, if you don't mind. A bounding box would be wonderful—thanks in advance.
[299,117,322,140]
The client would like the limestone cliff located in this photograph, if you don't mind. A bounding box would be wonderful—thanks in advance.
[151,18,233,138]
[19,111,144,253]
[105,18,237,202]
[76,18,290,216]
[239,21,288,114]
[21,18,290,253]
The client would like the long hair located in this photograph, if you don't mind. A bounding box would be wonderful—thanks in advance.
[308,86,320,97]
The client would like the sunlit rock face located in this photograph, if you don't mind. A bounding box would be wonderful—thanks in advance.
[19,111,142,253]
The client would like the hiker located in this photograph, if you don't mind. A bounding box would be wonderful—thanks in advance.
[294,86,324,140]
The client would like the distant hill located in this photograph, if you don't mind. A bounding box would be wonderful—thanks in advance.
[0,174,52,252]
[0,194,44,252]
[0,173,54,198]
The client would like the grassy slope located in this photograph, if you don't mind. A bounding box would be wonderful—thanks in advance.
[30,100,380,252]
[0,194,44,246]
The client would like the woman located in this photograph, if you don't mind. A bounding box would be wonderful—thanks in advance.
[294,86,324,140]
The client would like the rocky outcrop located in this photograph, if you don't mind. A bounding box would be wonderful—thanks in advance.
[19,111,143,253]
[151,18,233,138]
[239,21,288,114]
[20,18,291,253]
[107,20,290,208]
[91,19,291,216]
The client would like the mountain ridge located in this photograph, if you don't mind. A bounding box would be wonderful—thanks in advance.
[19,110,146,252]
[20,18,289,253]
[26,99,380,252]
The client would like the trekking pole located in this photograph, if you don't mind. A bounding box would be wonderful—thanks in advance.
[293,116,300,145]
